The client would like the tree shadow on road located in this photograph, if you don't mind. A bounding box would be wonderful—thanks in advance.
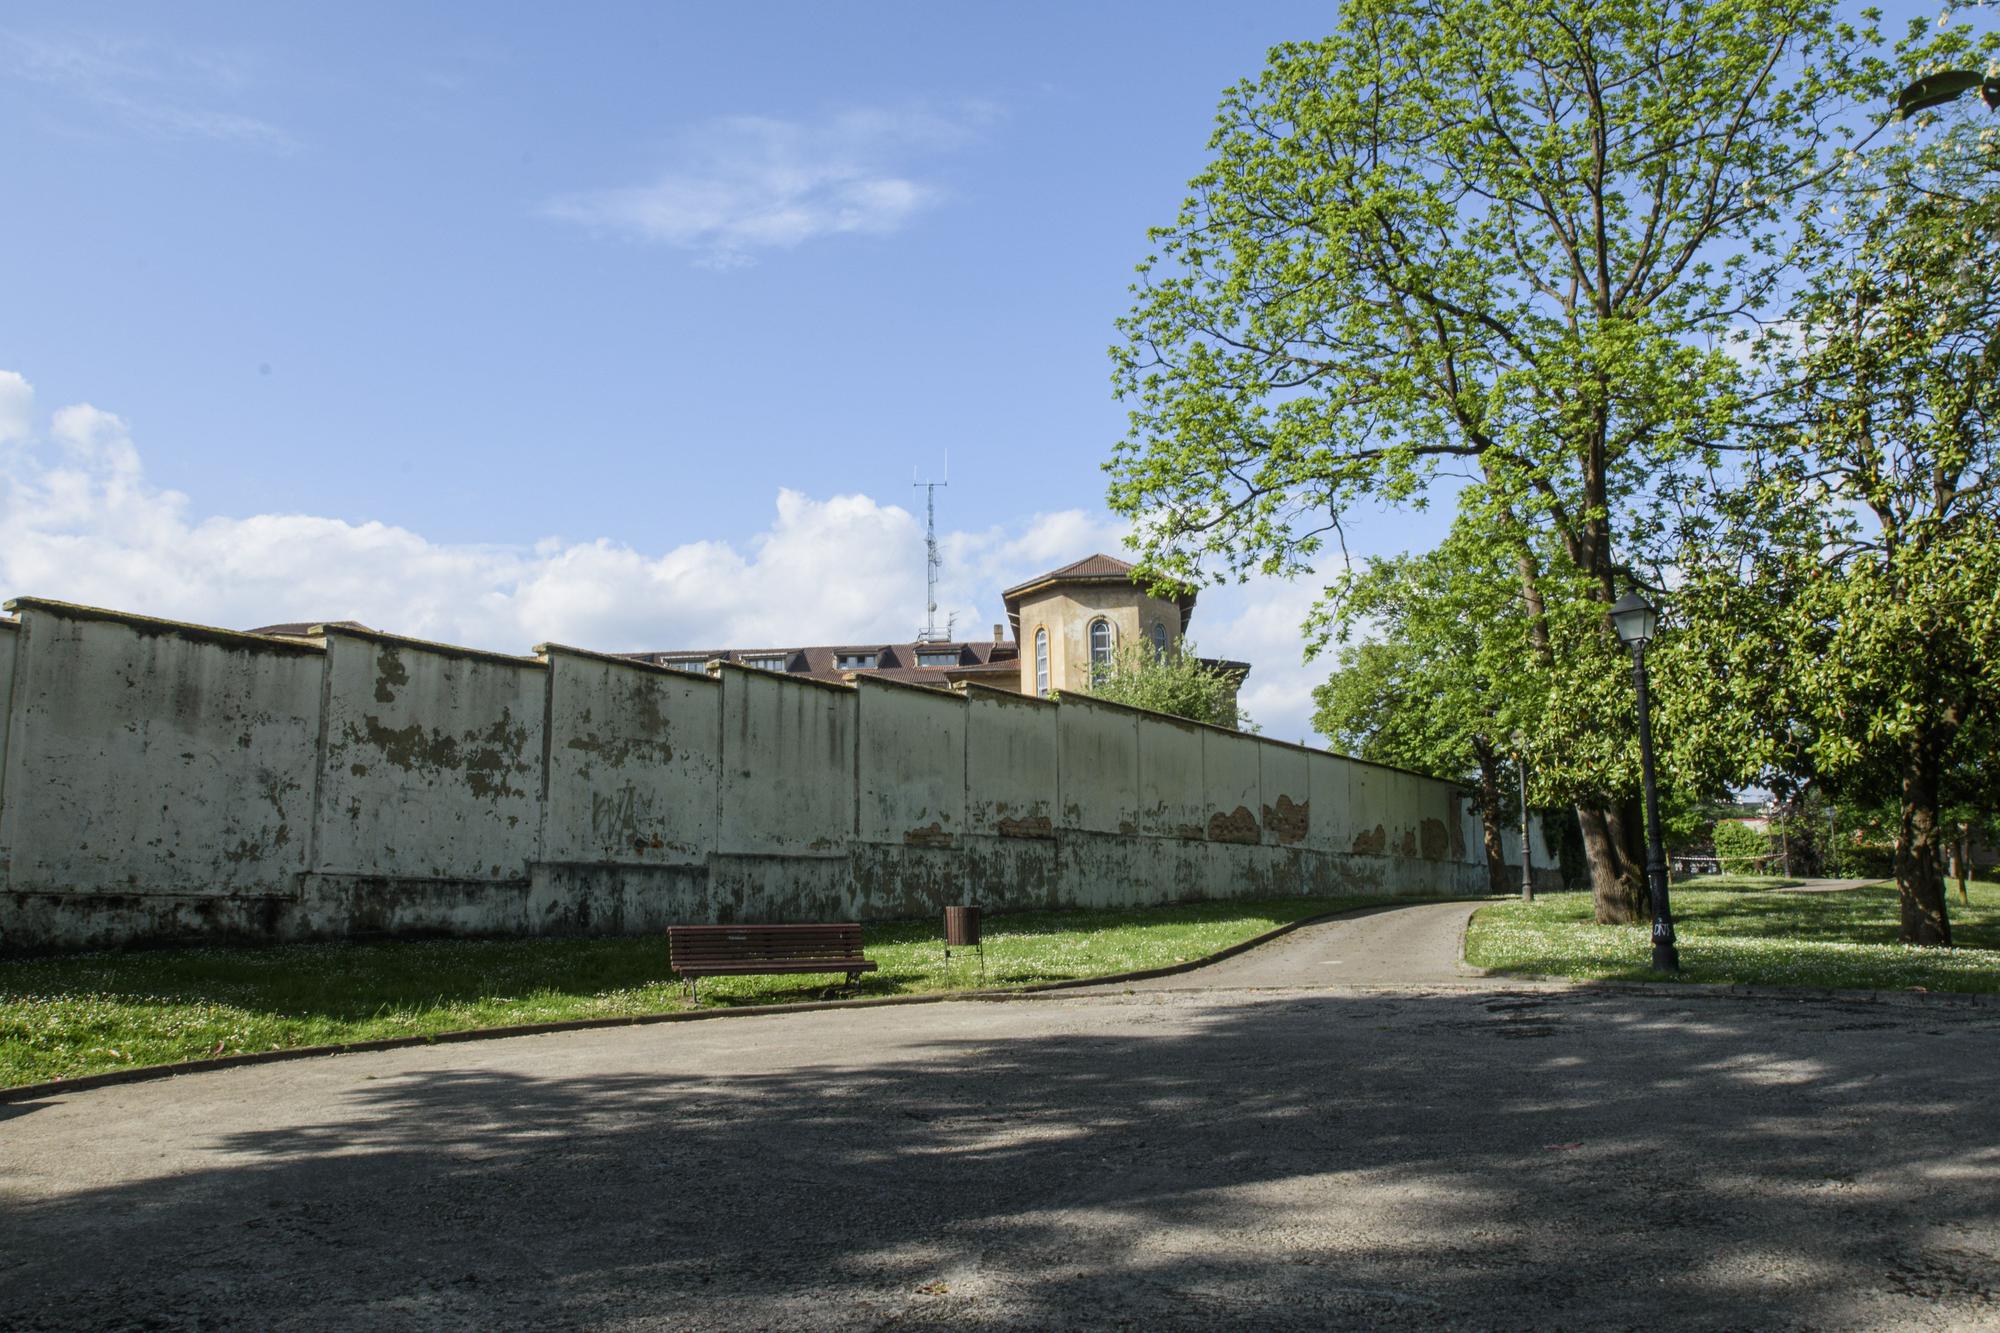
[4,988,1998,1329]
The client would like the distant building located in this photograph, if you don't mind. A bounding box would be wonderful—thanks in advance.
[249,552,1251,704]
[626,634,1024,690]
[629,553,1249,701]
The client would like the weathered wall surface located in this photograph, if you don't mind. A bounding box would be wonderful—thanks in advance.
[1057,694,1139,835]
[0,603,322,900]
[527,645,721,936]
[0,598,1553,953]
[854,677,967,915]
[711,665,856,922]
[0,619,17,871]
[961,687,1059,910]
[312,628,545,882]
[541,645,718,868]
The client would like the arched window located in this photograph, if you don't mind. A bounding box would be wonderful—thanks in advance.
[1089,618,1114,677]
[1034,627,1049,697]
[1149,621,1170,660]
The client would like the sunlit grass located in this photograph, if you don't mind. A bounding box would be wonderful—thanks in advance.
[0,893,1405,1087]
[1466,881,2000,993]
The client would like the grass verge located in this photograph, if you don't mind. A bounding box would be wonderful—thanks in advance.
[0,893,1404,1087]
[1465,880,2000,993]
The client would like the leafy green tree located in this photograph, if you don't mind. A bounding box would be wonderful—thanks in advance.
[1078,640,1249,730]
[1663,54,2000,943]
[1310,536,1536,893]
[1108,0,1884,923]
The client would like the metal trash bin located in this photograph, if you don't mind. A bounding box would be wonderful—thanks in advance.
[943,904,983,979]
[944,905,981,947]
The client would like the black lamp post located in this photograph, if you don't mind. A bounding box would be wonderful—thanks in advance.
[1611,588,1680,973]
[1895,70,2000,117]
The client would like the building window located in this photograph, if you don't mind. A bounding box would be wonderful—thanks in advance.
[741,654,787,671]
[661,658,707,673]
[1089,618,1114,677]
[1034,628,1049,697]
[1150,621,1170,660]
[835,653,878,670]
[916,651,959,668]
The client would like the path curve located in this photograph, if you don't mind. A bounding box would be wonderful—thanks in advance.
[1077,899,1493,992]
[1764,877,1888,894]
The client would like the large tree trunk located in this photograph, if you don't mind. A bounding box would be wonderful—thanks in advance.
[1470,738,1510,895]
[1895,743,1953,946]
[1954,824,1972,908]
[1492,490,1646,919]
[1609,798,1653,914]
[1577,802,1646,923]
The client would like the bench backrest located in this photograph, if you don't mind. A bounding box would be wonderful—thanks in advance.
[668,923,867,966]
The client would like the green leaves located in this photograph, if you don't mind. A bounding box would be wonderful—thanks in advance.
[1309,531,1534,783]
[1107,0,1995,929]
[1107,0,1883,820]
[1654,51,2000,939]
[1077,640,1250,731]
[1110,0,1869,584]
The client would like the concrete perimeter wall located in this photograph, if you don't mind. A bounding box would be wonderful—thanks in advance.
[0,598,1554,953]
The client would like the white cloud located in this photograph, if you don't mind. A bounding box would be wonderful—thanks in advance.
[1196,574,1346,746]
[0,371,32,445]
[50,403,141,475]
[0,31,295,151]
[546,105,993,267]
[0,372,1076,654]
[0,371,1340,743]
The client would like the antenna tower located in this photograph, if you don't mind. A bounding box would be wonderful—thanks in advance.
[914,461,948,642]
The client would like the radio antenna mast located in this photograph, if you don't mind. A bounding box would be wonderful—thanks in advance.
[914,458,948,642]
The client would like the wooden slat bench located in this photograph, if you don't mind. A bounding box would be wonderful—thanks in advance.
[667,923,878,1001]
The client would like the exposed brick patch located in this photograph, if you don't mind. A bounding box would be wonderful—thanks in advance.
[903,822,953,849]
[1263,794,1309,845]
[1208,806,1260,845]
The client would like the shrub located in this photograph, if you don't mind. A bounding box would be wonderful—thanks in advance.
[1073,640,1249,730]
[1712,820,1774,874]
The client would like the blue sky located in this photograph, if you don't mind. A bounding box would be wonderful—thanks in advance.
[1,2,1481,741]
[8,1,1321,536]
[0,0,1424,736]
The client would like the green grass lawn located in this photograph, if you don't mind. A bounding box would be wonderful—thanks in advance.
[0,893,1403,1088]
[1466,879,2000,993]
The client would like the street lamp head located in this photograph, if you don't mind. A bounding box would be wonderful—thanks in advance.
[1610,589,1659,649]
[1896,70,2000,116]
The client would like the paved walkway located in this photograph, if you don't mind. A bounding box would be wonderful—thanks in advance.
[1082,899,1493,991]
[1764,878,1889,894]
[4,902,1998,1330]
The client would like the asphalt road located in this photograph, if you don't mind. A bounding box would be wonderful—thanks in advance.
[3,906,1997,1330]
